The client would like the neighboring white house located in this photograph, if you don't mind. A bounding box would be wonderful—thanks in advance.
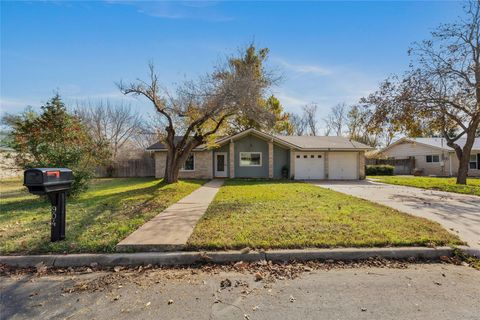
[381,137,480,177]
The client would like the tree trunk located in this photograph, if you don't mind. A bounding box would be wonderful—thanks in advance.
[451,126,477,185]
[162,134,203,184]
[456,153,469,185]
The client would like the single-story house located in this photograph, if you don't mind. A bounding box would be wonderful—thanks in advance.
[380,137,480,177]
[147,128,372,180]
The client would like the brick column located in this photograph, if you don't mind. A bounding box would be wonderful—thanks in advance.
[268,140,274,178]
[289,149,295,179]
[359,151,366,180]
[229,140,235,178]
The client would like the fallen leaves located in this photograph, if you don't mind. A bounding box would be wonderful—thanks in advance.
[220,278,232,289]
[35,262,47,275]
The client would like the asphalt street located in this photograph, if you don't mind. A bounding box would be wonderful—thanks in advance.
[1,263,479,320]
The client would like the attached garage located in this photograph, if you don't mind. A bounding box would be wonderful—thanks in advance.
[294,152,325,179]
[328,152,359,180]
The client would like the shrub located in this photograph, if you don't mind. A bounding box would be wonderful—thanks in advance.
[3,94,110,195]
[366,165,394,176]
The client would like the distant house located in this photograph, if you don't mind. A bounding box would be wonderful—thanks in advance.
[381,137,480,177]
[147,128,373,180]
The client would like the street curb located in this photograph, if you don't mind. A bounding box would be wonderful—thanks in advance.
[461,247,480,258]
[0,246,466,268]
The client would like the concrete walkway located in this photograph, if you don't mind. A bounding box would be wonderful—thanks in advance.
[117,179,224,252]
[312,180,480,249]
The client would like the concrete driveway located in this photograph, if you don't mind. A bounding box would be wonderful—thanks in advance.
[312,180,480,249]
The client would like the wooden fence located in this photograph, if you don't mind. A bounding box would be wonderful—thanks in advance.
[366,157,415,175]
[95,157,155,178]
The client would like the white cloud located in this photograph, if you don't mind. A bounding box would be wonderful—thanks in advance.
[105,1,233,21]
[0,97,41,113]
[274,57,332,76]
[274,92,310,110]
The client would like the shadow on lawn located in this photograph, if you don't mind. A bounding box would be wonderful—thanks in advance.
[0,180,172,254]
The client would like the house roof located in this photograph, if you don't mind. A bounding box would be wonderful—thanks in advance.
[146,137,206,151]
[147,128,373,151]
[278,135,372,150]
[383,137,480,153]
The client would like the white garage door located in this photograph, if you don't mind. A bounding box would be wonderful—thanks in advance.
[328,152,358,180]
[294,152,325,179]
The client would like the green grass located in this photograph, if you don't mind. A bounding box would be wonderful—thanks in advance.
[369,176,480,196]
[187,179,461,250]
[0,178,204,254]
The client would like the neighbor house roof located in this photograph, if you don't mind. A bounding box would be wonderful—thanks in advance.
[147,128,373,151]
[382,137,480,153]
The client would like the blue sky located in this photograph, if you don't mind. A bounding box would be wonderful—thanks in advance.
[1,0,464,129]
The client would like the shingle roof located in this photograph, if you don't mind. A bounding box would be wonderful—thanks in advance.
[146,137,206,150]
[277,135,372,150]
[147,129,373,151]
[407,137,480,151]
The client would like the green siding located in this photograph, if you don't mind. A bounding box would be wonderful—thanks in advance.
[234,135,269,178]
[273,144,290,178]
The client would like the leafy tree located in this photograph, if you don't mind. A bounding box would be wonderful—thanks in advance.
[3,95,109,195]
[361,1,480,184]
[119,45,277,183]
[224,47,291,135]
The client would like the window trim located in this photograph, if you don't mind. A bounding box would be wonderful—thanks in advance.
[469,153,478,170]
[180,153,195,172]
[426,154,440,163]
[239,152,262,167]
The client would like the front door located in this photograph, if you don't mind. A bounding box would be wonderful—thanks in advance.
[215,153,228,177]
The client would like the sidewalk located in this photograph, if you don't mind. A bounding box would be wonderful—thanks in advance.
[116,179,224,252]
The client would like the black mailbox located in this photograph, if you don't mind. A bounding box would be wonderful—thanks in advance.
[24,168,74,242]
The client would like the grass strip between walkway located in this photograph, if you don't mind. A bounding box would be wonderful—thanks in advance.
[0,178,205,254]
[188,179,462,250]
[368,176,480,196]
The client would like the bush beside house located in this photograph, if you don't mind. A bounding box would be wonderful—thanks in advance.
[366,165,394,176]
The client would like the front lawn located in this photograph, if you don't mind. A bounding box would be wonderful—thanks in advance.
[188,179,461,250]
[0,178,204,254]
[369,176,480,196]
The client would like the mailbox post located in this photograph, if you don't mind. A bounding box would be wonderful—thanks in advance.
[24,168,74,242]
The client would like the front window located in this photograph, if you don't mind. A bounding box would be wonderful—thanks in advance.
[469,154,478,169]
[181,154,195,171]
[426,155,440,163]
[239,152,262,167]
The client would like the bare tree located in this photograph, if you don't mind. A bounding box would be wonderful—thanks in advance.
[290,113,307,135]
[75,100,143,161]
[346,104,395,147]
[303,104,318,136]
[118,45,276,183]
[361,1,480,184]
[323,103,347,136]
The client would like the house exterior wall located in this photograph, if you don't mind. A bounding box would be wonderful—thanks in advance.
[450,152,480,177]
[154,151,213,179]
[382,141,451,176]
[234,135,269,178]
[152,132,368,180]
[273,144,289,178]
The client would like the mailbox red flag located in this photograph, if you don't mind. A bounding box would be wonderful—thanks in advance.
[47,171,60,178]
